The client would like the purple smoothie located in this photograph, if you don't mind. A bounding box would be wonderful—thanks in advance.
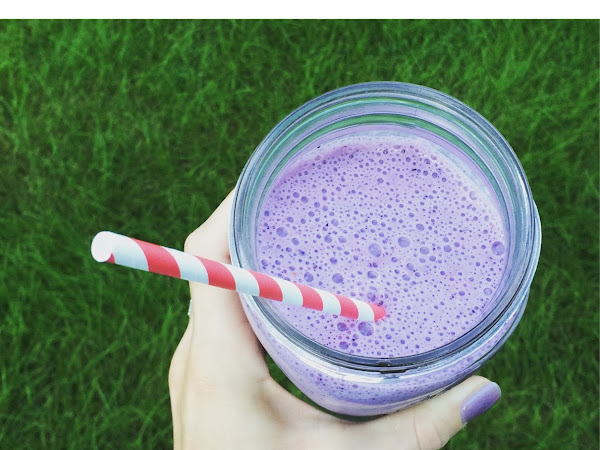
[256,130,507,358]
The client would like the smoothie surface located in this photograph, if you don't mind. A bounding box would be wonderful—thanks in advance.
[256,131,507,358]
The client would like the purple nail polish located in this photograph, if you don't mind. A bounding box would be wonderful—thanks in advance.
[460,382,501,424]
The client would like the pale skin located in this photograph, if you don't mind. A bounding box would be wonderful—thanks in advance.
[169,192,496,450]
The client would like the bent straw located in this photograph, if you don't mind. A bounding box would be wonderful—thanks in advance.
[91,231,386,322]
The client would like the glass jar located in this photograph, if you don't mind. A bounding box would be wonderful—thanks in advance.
[229,82,541,416]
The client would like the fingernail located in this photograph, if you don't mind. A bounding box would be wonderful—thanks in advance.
[460,382,501,425]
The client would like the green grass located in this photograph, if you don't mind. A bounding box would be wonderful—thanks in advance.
[0,19,598,449]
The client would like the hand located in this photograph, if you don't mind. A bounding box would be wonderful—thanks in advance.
[169,192,501,450]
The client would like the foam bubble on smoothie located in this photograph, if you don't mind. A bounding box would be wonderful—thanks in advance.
[256,132,507,358]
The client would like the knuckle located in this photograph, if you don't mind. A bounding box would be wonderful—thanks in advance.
[184,229,202,254]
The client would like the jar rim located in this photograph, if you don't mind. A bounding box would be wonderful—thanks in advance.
[230,81,541,371]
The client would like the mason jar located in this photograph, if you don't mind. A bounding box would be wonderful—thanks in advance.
[229,82,541,416]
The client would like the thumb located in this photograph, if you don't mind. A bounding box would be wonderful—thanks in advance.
[356,376,501,449]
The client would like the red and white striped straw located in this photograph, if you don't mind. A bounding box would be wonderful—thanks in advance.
[91,231,386,322]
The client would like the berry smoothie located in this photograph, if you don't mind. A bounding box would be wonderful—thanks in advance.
[256,129,507,359]
[233,83,540,416]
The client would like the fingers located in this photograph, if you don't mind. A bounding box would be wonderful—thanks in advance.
[183,191,269,386]
[351,376,500,449]
[184,191,235,264]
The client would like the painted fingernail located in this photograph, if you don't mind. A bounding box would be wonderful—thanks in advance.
[460,382,501,425]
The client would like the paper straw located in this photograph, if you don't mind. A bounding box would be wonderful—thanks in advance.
[91,231,386,322]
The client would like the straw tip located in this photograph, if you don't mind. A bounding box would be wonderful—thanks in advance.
[91,231,117,262]
[372,305,386,321]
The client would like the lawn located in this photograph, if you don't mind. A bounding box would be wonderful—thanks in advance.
[0,20,598,449]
